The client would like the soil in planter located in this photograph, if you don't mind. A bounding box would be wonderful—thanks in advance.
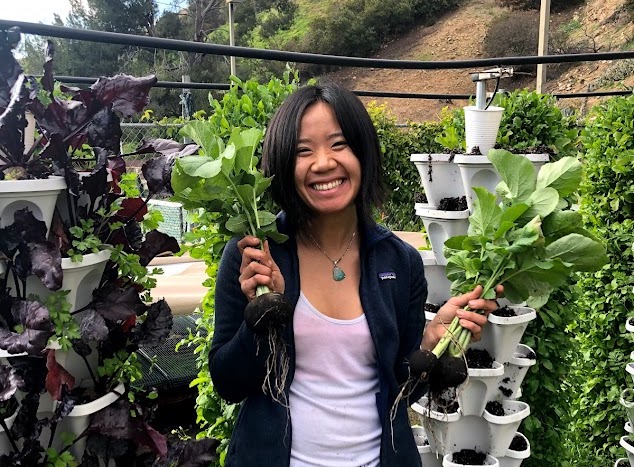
[509,434,528,452]
[467,146,483,155]
[624,437,634,449]
[422,438,429,446]
[426,388,459,414]
[465,348,494,369]
[522,348,537,360]
[485,400,505,417]
[492,305,516,317]
[628,317,634,328]
[438,196,468,211]
[452,449,487,465]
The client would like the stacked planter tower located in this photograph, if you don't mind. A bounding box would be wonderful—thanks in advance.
[617,320,634,466]
[408,68,544,467]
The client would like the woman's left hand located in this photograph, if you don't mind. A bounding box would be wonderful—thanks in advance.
[420,285,504,351]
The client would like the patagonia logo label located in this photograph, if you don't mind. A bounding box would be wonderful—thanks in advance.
[379,272,396,281]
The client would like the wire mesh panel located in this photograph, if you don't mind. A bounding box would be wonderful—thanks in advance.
[137,314,205,391]
[121,122,184,197]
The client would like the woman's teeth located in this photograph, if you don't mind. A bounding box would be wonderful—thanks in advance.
[312,179,343,191]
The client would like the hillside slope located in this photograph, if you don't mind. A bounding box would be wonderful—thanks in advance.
[325,0,632,123]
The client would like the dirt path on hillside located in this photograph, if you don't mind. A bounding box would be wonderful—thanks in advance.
[328,0,508,123]
[325,0,631,123]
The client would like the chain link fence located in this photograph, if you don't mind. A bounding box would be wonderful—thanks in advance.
[121,122,192,240]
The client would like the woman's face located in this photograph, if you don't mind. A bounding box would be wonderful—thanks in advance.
[293,101,362,218]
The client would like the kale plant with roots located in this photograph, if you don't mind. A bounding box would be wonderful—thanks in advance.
[400,150,607,401]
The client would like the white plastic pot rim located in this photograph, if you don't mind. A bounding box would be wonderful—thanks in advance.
[464,105,504,114]
[420,249,438,265]
[425,311,438,322]
[504,432,530,459]
[631,350,634,361]
[487,307,536,326]
[442,453,499,467]
[483,400,530,424]
[626,363,634,379]
[509,344,537,367]
[416,206,470,219]
[0,348,28,358]
[0,175,66,193]
[61,249,111,270]
[411,400,462,422]
[415,202,436,211]
[626,421,633,434]
[620,436,634,454]
[411,153,456,163]
[453,154,550,165]
[66,382,125,417]
[626,319,634,333]
[614,458,629,467]
[620,388,634,407]
[468,361,505,377]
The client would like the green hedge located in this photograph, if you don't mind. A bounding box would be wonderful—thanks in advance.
[569,95,634,465]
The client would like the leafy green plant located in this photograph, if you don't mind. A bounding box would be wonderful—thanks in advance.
[493,90,579,157]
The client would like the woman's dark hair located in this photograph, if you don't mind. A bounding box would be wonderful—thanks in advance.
[262,83,386,232]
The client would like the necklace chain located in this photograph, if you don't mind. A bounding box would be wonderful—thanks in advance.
[308,229,356,281]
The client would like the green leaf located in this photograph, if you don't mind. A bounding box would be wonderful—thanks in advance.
[545,233,608,272]
[500,203,530,223]
[225,214,250,234]
[542,211,582,238]
[177,156,223,179]
[444,235,469,251]
[536,156,583,197]
[180,121,221,158]
[257,211,277,227]
[520,187,560,223]
[488,149,537,203]
[468,186,502,237]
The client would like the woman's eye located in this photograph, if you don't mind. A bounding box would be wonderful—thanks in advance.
[333,141,347,148]
[296,147,310,155]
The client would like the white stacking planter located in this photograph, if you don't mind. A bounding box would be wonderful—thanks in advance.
[498,432,530,467]
[443,452,500,467]
[464,105,504,156]
[470,307,537,365]
[411,154,466,207]
[413,426,443,467]
[0,408,19,453]
[483,401,530,458]
[0,176,66,234]
[52,382,125,459]
[420,250,452,305]
[459,362,505,416]
[500,345,536,400]
[416,205,469,266]
[620,436,634,466]
[453,154,550,212]
[9,249,111,313]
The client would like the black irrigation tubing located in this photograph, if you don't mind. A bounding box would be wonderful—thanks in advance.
[50,76,633,101]
[5,19,634,70]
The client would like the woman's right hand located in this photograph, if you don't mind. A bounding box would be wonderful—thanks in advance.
[237,236,285,302]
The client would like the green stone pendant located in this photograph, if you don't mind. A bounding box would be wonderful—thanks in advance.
[332,265,346,281]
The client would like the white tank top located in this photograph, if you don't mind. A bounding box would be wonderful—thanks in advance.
[289,292,381,467]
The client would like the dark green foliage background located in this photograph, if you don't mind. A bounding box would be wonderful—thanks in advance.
[567,95,634,465]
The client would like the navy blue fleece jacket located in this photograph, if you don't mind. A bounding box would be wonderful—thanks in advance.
[209,213,428,466]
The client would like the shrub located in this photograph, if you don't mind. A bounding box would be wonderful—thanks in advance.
[484,11,539,73]
[568,95,634,465]
[368,103,444,231]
